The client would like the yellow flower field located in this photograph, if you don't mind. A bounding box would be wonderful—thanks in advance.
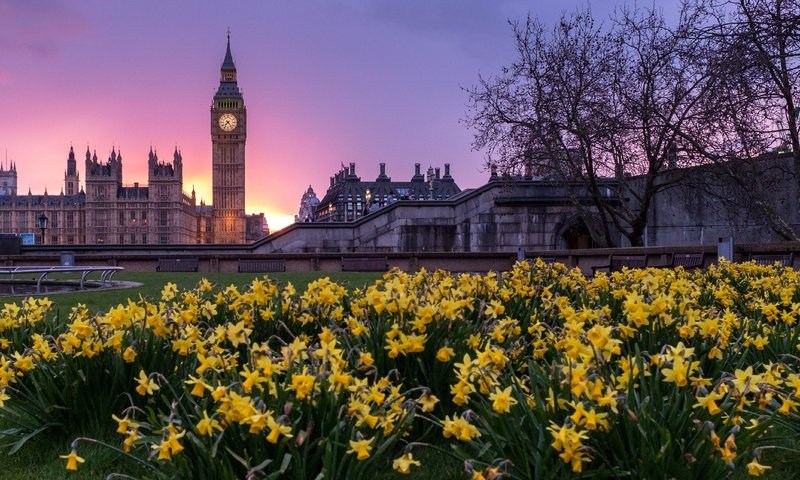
[1,259,800,478]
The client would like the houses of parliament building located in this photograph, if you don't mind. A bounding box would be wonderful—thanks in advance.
[0,34,266,245]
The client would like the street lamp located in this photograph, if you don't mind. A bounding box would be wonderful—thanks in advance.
[36,212,48,245]
[364,189,372,216]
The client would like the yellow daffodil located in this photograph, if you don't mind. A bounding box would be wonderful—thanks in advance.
[266,416,293,444]
[134,370,159,396]
[442,415,481,441]
[196,411,222,436]
[746,459,771,476]
[419,394,439,412]
[289,369,315,400]
[489,386,518,414]
[693,391,723,415]
[60,449,85,471]
[347,437,373,460]
[436,346,455,362]
[392,452,421,474]
[122,346,137,363]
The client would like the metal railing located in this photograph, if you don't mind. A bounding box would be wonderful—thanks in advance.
[0,266,124,292]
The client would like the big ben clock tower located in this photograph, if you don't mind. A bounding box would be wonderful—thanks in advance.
[211,31,246,243]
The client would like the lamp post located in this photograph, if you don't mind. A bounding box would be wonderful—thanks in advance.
[364,189,372,216]
[36,212,48,245]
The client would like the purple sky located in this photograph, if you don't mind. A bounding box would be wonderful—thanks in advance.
[0,0,627,229]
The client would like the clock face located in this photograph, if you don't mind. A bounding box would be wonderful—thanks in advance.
[218,113,238,131]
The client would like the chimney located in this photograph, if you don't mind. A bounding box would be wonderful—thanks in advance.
[330,176,334,187]
[435,168,440,180]
[444,163,451,177]
[349,162,355,176]
[415,163,421,175]
[380,163,386,176]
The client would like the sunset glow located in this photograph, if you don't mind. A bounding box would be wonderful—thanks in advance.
[0,0,622,232]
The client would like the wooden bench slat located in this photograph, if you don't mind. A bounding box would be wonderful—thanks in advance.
[341,257,389,272]
[238,259,286,273]
[156,258,199,272]
[671,253,704,269]
[592,254,647,274]
[650,253,704,270]
[748,253,793,267]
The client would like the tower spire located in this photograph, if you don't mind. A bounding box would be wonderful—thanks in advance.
[217,30,241,96]
[222,29,236,71]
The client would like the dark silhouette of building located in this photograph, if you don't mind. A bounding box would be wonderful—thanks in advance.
[314,162,460,222]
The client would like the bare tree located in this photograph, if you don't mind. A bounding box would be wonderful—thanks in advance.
[675,0,800,239]
[464,5,712,247]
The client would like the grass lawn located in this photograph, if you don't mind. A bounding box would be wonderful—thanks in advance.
[0,430,149,480]
[0,271,384,314]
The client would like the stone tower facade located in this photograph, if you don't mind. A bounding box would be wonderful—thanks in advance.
[210,32,247,243]
[82,146,197,245]
[64,146,79,196]
[146,147,197,244]
[297,185,319,222]
[84,147,122,244]
[0,160,17,196]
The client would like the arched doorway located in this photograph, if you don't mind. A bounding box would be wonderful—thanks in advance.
[553,214,601,250]
[563,222,595,249]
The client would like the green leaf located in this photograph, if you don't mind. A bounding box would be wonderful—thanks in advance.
[8,424,54,454]
[279,453,292,473]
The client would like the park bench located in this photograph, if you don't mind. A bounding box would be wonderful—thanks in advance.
[528,256,557,264]
[653,252,705,270]
[156,258,199,272]
[592,254,648,275]
[748,253,793,267]
[238,258,286,273]
[341,256,389,272]
[671,253,705,269]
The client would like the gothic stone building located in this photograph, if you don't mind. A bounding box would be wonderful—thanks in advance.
[0,152,85,245]
[0,34,261,245]
[83,147,197,245]
[314,162,461,222]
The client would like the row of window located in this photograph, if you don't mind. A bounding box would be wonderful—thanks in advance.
[1,211,76,229]
[94,210,169,227]
[47,235,76,245]
[94,234,171,245]
[119,210,148,226]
